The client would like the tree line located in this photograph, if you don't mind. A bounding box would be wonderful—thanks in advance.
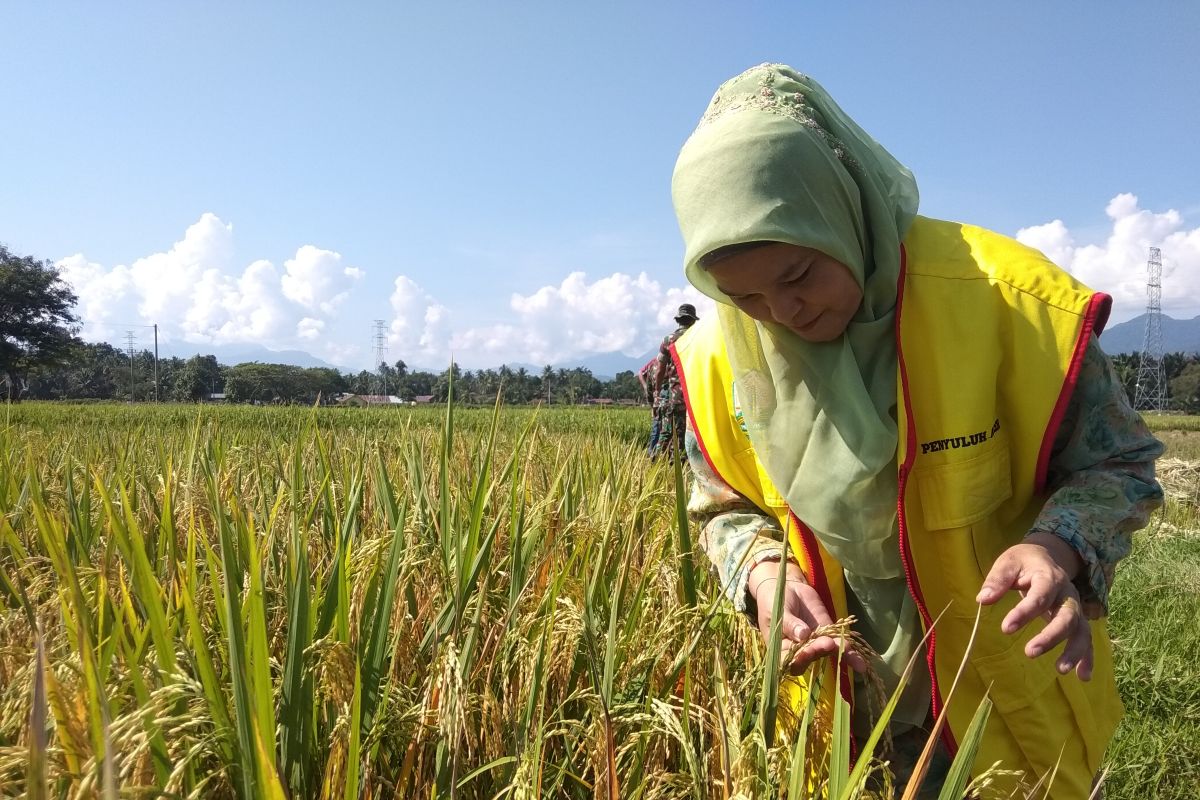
[20,343,648,405]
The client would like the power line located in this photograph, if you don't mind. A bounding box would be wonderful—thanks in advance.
[125,330,137,404]
[153,323,159,403]
[1133,246,1166,412]
[85,321,161,404]
[372,319,389,397]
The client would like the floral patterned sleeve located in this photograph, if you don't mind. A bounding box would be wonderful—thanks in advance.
[684,424,786,617]
[1029,334,1165,617]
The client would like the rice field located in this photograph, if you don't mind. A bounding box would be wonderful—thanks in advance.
[1144,414,1200,434]
[0,400,1197,799]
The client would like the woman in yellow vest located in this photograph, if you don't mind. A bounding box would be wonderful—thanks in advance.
[669,64,1164,797]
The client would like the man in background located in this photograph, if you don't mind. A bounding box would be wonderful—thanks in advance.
[648,303,698,459]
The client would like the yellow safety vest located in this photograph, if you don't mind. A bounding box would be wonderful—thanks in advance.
[671,216,1120,797]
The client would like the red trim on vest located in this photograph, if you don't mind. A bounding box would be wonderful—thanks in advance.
[671,338,856,759]
[895,244,957,757]
[1034,292,1112,492]
[790,513,855,714]
[1094,294,1112,336]
[789,514,833,613]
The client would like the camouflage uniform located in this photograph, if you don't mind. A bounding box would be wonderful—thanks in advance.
[649,325,689,459]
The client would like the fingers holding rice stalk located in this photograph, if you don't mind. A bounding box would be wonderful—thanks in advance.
[783,616,873,677]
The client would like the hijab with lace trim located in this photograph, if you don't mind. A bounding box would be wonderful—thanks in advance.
[671,63,928,728]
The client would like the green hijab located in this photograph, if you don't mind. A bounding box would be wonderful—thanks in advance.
[672,67,934,726]
[671,63,918,568]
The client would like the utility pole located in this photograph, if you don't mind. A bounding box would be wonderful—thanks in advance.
[1133,247,1167,412]
[125,330,137,403]
[153,323,160,403]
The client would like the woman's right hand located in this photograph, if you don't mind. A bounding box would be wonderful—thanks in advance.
[748,559,868,674]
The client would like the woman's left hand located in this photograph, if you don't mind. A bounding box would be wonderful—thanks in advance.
[976,532,1093,681]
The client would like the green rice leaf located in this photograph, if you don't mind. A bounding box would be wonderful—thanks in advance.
[936,695,993,800]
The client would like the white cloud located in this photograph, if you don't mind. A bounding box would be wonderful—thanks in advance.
[1018,193,1200,321]
[55,254,134,339]
[182,259,290,344]
[509,271,713,363]
[388,275,449,364]
[297,317,325,340]
[281,245,362,314]
[381,271,713,369]
[55,213,363,358]
[455,272,713,367]
[58,214,715,370]
[129,213,235,322]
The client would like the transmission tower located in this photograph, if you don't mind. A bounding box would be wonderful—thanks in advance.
[1133,247,1166,412]
[125,330,138,403]
[372,320,389,397]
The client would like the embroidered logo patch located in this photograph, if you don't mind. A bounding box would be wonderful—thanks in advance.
[920,419,1001,455]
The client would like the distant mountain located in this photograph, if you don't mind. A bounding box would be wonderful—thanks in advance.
[156,342,338,370]
[1099,314,1200,355]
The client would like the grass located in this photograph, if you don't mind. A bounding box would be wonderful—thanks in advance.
[0,401,1197,798]
[1106,531,1200,797]
[1144,414,1200,434]
[1149,430,1200,463]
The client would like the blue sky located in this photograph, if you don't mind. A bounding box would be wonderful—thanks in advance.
[3,2,1199,369]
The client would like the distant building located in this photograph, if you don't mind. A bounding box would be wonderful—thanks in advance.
[337,394,406,407]
[204,392,228,403]
[583,397,615,406]
[412,395,436,404]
